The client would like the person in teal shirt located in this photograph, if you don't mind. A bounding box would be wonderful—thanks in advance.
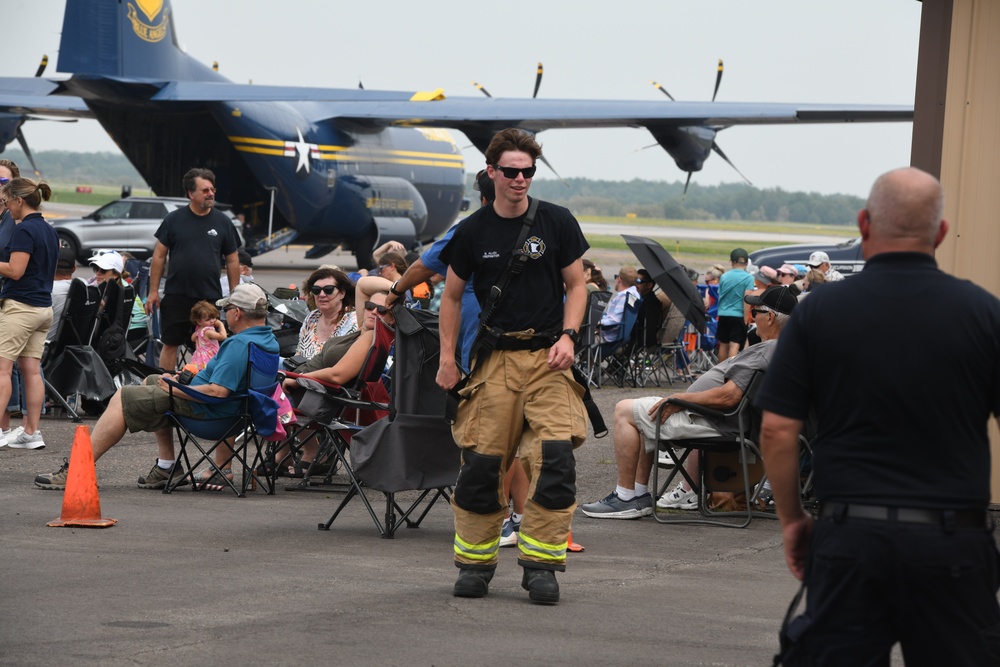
[715,248,755,362]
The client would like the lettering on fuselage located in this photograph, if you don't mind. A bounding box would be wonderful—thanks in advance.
[366,197,414,211]
[127,0,168,43]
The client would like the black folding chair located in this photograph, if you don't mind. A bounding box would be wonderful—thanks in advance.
[574,290,611,388]
[42,280,111,421]
[651,370,770,528]
[317,308,458,538]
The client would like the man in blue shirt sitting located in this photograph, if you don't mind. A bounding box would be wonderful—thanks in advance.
[34,284,279,490]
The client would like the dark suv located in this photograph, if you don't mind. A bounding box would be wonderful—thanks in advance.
[51,197,242,263]
[749,237,864,277]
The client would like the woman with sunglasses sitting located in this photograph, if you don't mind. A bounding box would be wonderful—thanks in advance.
[273,276,396,477]
[295,267,357,359]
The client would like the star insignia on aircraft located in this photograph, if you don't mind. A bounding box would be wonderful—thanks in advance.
[284,128,319,174]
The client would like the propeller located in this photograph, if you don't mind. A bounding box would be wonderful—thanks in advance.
[650,59,751,198]
[468,63,565,184]
[11,55,53,176]
[712,59,723,102]
[16,129,41,177]
[650,80,674,101]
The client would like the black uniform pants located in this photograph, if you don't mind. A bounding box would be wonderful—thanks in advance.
[788,516,1000,666]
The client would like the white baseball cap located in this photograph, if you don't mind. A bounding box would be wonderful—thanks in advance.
[805,251,830,267]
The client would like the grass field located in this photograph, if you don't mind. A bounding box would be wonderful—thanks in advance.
[47,184,154,206]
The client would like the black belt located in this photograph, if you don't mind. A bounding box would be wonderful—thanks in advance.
[493,335,556,352]
[819,502,989,529]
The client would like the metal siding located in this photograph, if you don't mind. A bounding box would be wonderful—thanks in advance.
[936,0,1000,502]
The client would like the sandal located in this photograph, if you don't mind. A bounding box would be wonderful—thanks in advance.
[196,468,234,491]
[288,460,333,479]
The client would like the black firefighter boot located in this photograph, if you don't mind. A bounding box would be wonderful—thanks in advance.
[453,566,495,598]
[521,567,560,605]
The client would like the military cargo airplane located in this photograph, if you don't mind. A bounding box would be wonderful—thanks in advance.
[0,0,913,266]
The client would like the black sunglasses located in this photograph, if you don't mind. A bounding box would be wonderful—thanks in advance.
[751,308,771,318]
[310,285,339,296]
[493,164,536,179]
[364,301,390,315]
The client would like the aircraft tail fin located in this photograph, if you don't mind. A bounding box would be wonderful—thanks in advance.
[57,0,223,82]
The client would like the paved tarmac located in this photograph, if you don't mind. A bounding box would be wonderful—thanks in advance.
[0,381,812,667]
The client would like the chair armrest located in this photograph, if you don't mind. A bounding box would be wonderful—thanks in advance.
[162,376,239,406]
[284,371,344,392]
[664,397,726,421]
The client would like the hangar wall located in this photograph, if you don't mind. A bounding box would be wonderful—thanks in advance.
[913,0,1000,501]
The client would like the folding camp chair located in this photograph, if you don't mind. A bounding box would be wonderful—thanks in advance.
[43,280,112,421]
[597,291,640,388]
[317,306,459,538]
[278,316,394,491]
[650,370,769,528]
[574,290,611,388]
[162,343,281,497]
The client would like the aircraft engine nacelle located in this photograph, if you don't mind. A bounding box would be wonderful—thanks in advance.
[649,125,717,173]
[339,174,429,249]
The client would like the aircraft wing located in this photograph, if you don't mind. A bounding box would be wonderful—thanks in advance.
[0,77,92,119]
[147,81,912,128]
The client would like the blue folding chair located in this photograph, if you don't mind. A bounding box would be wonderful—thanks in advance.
[597,291,641,387]
[162,343,281,497]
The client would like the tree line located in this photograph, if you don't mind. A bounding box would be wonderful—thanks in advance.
[2,148,860,226]
[524,177,862,226]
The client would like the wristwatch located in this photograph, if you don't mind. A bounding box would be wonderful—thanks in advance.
[561,328,580,345]
[389,280,404,297]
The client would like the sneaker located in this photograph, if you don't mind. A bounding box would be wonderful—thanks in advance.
[499,516,521,547]
[7,428,45,449]
[35,458,70,490]
[0,428,9,448]
[137,462,190,489]
[658,448,677,467]
[634,493,653,517]
[656,483,698,510]
[581,491,644,519]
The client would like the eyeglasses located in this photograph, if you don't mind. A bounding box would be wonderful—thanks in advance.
[198,187,217,194]
[0,177,9,185]
[364,301,390,315]
[751,308,771,318]
[94,267,111,274]
[223,305,239,313]
[492,164,536,180]
[310,285,339,296]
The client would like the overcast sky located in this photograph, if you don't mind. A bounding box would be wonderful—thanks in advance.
[3,0,921,198]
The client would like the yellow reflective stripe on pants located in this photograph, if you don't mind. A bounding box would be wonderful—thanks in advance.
[517,530,567,563]
[454,533,500,562]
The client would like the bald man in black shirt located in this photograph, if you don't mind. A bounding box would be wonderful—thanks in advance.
[758,167,1000,666]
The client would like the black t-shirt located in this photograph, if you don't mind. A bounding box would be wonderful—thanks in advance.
[440,198,588,333]
[757,252,1000,509]
[154,206,240,300]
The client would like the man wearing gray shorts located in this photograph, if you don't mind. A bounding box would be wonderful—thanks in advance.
[34,284,278,490]
[581,285,797,519]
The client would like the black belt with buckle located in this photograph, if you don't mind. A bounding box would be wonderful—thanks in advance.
[819,502,989,529]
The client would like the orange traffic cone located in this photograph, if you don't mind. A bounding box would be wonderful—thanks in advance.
[567,529,585,553]
[47,425,117,528]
